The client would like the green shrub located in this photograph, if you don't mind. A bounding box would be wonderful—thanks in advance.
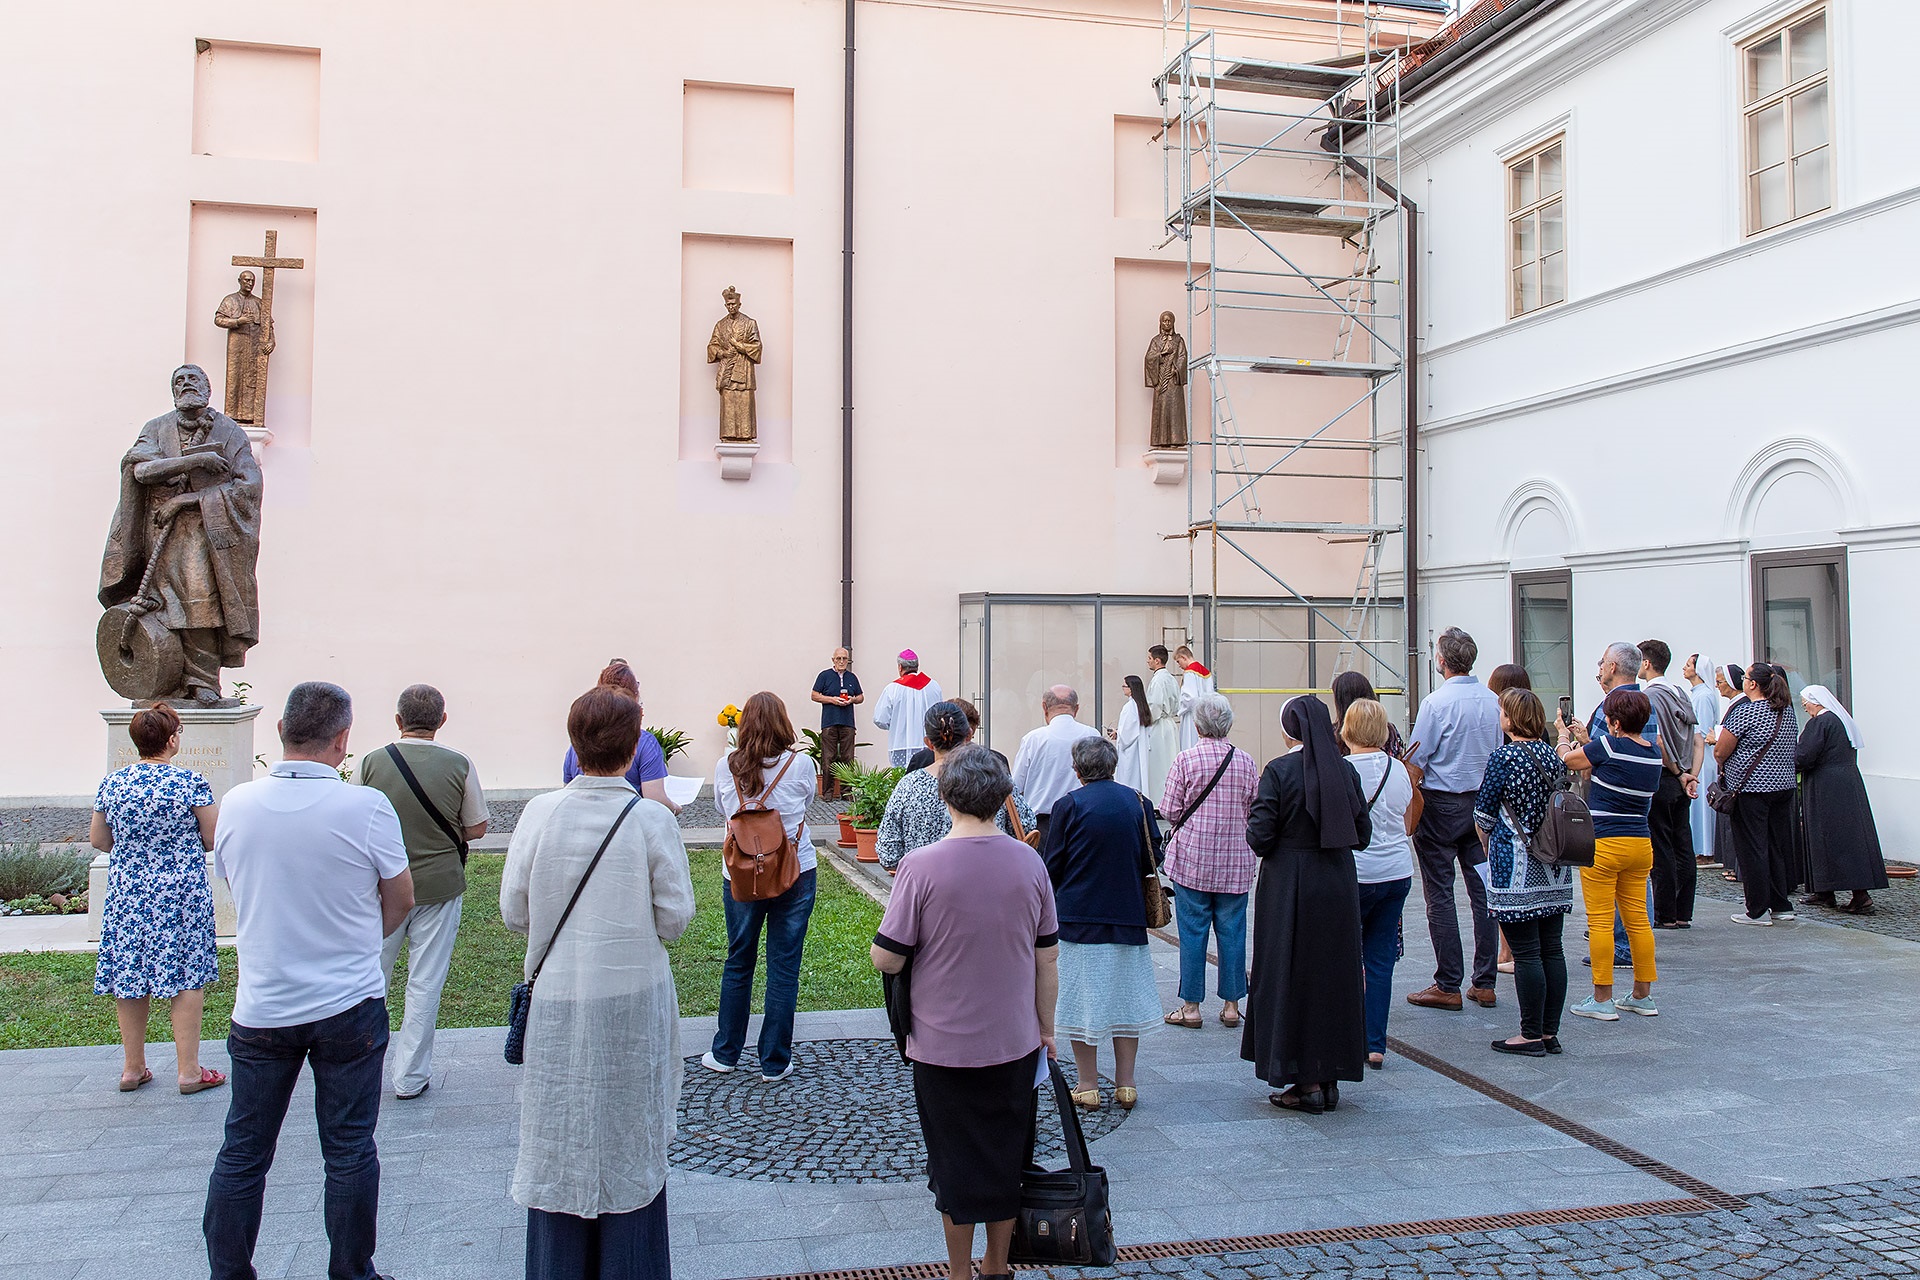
[0,844,90,902]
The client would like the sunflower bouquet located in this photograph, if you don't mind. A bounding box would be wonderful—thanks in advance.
[717,704,742,729]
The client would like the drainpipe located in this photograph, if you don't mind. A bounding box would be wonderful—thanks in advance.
[840,0,856,648]
[1341,157,1421,717]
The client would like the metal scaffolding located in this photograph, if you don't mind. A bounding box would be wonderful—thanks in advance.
[1157,1,1425,702]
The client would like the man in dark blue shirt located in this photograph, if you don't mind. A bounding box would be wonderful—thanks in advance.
[811,648,864,798]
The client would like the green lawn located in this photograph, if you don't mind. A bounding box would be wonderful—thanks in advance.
[0,850,882,1051]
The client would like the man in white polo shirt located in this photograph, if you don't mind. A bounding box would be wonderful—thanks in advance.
[1011,684,1103,841]
[204,682,414,1280]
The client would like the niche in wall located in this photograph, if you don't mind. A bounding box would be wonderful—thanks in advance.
[192,40,321,162]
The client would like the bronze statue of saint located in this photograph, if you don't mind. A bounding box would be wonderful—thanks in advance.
[1145,311,1189,450]
[214,271,275,426]
[98,365,263,705]
[706,285,762,443]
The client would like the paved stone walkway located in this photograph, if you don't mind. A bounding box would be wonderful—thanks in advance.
[5,867,1919,1279]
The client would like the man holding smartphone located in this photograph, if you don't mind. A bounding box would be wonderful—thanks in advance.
[1405,627,1505,1011]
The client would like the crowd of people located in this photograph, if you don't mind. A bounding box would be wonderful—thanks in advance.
[77,628,1890,1280]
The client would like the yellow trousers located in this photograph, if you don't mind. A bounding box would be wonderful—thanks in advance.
[1583,836,1657,987]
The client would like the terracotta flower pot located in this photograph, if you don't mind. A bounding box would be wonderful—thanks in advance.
[837,814,857,849]
[853,826,880,863]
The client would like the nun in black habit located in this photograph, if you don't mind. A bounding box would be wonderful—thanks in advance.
[1240,696,1372,1114]
[1795,685,1888,914]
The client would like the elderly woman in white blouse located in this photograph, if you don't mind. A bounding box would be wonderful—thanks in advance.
[502,686,695,1280]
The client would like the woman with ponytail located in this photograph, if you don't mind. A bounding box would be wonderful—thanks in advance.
[1716,663,1801,925]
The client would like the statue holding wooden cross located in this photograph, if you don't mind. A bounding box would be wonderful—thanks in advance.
[214,230,303,428]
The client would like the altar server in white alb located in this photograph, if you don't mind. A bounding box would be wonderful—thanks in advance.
[1175,646,1216,752]
[1111,676,1152,794]
[871,650,944,768]
[1145,646,1182,806]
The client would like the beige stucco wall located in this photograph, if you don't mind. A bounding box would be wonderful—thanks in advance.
[2,1,1429,794]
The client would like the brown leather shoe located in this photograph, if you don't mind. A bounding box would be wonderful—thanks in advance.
[1406,985,1463,1011]
[1466,986,1497,1008]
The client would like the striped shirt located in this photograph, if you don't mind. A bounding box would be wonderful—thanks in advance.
[1580,734,1662,838]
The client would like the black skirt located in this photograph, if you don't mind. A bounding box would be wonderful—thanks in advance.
[911,1048,1041,1225]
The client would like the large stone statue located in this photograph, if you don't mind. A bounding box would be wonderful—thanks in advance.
[706,285,762,442]
[1145,310,1189,450]
[98,365,263,705]
[214,271,273,426]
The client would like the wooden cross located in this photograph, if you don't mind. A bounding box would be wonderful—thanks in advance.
[230,230,304,428]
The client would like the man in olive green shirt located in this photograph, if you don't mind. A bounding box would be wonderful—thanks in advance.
[359,684,489,1099]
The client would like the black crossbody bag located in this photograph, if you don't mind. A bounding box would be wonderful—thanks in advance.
[383,743,470,867]
[504,795,642,1065]
[1167,745,1236,835]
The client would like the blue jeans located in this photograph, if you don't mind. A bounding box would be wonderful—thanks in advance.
[713,869,817,1074]
[205,996,388,1280]
[1358,878,1412,1055]
[1173,885,1248,1003]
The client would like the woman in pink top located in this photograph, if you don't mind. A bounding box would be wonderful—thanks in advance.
[872,746,1060,1280]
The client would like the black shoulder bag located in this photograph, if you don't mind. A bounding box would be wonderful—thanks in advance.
[504,794,642,1065]
[1167,745,1236,835]
[1010,1061,1117,1267]
[383,743,471,867]
[1707,707,1786,815]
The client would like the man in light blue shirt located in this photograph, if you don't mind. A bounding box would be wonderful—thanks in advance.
[1405,627,1505,1010]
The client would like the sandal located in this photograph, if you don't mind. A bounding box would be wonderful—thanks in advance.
[1115,1086,1138,1110]
[117,1067,152,1093]
[1219,1007,1242,1028]
[1069,1086,1101,1110]
[1723,870,1739,882]
[1164,1008,1202,1029]
[180,1068,227,1095]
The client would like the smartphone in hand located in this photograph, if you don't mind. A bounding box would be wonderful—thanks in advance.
[1558,695,1573,727]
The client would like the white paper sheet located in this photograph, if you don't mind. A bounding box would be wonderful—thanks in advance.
[663,775,704,807]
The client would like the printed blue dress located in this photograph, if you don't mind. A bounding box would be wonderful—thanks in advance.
[93,762,219,998]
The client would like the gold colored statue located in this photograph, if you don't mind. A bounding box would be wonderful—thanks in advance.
[706,285,763,443]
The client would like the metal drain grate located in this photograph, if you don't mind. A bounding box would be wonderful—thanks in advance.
[1384,1037,1748,1211]
[1820,1213,1920,1263]
[738,1198,1723,1280]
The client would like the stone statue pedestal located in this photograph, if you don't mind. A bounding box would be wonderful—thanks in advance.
[1144,449,1187,485]
[87,703,261,942]
[243,425,272,461]
[716,441,760,482]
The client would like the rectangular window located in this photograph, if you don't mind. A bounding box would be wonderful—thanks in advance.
[1751,547,1849,705]
[1741,6,1831,235]
[1512,569,1574,719]
[1507,137,1566,317]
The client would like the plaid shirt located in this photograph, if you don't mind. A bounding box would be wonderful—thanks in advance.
[1160,738,1259,894]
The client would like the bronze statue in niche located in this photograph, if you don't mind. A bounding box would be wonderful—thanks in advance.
[216,230,304,428]
[1144,310,1189,450]
[707,285,763,442]
[97,365,263,705]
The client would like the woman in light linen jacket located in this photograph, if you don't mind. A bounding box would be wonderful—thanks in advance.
[502,688,696,1280]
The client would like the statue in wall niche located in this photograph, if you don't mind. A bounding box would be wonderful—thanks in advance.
[706,285,763,443]
[216,230,304,428]
[97,365,263,706]
[1145,310,1189,450]
[214,271,273,425]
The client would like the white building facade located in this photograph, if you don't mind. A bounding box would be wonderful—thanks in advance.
[1401,0,1920,848]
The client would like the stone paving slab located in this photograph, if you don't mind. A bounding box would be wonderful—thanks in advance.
[4,869,1920,1278]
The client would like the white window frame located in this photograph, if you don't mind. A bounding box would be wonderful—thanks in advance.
[1737,2,1833,237]
[1505,134,1567,319]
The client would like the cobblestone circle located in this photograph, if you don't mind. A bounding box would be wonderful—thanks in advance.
[670,1037,1128,1182]
[1029,1176,1920,1279]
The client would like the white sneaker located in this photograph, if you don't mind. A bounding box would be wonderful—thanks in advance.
[1772,910,1796,921]
[1616,994,1659,1017]
[1731,912,1773,926]
[761,1062,795,1083]
[700,1052,735,1073]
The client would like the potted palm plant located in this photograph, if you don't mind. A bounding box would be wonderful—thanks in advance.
[842,764,905,864]
[829,759,866,848]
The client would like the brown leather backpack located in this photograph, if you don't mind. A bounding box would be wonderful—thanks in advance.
[724,752,802,902]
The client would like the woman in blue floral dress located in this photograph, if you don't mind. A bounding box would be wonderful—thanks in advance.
[1472,688,1575,1058]
[91,704,225,1094]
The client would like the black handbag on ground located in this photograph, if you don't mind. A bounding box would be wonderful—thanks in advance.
[504,794,642,1065]
[1010,1062,1117,1268]
[383,743,470,866]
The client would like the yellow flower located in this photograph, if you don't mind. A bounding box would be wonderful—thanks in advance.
[717,704,741,727]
